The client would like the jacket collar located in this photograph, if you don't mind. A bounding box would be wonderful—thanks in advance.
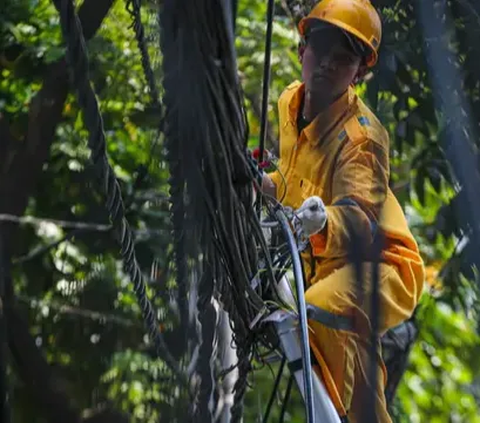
[287,83,358,146]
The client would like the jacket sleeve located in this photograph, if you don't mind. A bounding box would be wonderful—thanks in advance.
[309,138,389,258]
[266,82,300,200]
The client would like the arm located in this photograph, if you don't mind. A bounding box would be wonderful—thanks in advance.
[310,138,389,257]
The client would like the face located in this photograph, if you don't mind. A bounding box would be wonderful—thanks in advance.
[301,27,363,105]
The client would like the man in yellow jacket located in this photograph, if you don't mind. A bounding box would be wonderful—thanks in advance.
[261,0,425,421]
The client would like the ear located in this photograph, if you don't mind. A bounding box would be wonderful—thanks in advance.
[298,40,306,63]
[353,64,369,84]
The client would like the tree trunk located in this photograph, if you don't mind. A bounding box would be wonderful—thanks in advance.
[0,0,115,253]
[0,0,115,421]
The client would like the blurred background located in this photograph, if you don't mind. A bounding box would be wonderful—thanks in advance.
[1,0,480,422]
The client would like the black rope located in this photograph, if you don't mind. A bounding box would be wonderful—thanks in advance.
[125,0,160,105]
[57,0,181,376]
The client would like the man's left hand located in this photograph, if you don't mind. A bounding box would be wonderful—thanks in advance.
[295,196,328,236]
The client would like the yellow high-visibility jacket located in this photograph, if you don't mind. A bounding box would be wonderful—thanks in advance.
[269,81,425,312]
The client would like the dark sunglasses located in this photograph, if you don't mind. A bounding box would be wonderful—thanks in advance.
[303,24,368,60]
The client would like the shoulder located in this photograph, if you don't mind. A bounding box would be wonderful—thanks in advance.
[284,80,302,92]
[340,95,389,151]
[278,80,302,107]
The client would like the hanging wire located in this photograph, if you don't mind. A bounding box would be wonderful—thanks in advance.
[258,0,275,165]
[56,0,181,377]
[278,375,294,423]
[159,0,268,420]
[256,0,276,217]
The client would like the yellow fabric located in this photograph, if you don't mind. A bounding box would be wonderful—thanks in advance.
[298,0,382,67]
[307,263,413,422]
[268,81,425,420]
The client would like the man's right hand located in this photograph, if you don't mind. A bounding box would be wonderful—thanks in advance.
[261,173,277,199]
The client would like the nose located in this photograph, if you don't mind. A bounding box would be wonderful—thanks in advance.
[317,53,337,71]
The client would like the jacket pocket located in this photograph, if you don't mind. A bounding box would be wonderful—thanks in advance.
[298,176,319,202]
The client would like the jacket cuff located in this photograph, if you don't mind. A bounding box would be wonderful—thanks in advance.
[309,226,328,256]
[311,205,373,258]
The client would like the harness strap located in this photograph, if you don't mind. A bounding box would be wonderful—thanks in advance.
[307,304,355,332]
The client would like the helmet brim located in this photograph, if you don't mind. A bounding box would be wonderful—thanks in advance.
[299,16,378,67]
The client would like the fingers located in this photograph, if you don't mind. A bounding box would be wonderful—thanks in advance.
[261,173,277,198]
[297,196,323,214]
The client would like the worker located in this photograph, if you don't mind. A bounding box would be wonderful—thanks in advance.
[260,0,425,421]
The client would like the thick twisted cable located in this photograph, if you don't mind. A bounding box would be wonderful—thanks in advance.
[159,0,190,346]
[167,161,189,345]
[58,0,180,375]
[275,208,315,423]
[125,0,160,104]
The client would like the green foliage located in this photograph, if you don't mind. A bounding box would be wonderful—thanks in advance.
[1,0,480,422]
[394,297,480,422]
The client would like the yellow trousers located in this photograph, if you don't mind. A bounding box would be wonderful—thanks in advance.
[305,263,418,422]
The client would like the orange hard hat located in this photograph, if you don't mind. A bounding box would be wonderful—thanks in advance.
[298,0,382,67]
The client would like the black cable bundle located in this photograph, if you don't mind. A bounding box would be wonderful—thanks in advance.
[159,1,277,421]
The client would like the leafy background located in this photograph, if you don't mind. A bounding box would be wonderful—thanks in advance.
[1,0,479,422]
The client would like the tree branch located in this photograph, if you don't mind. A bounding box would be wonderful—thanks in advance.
[0,0,117,422]
[6,302,81,423]
[6,299,128,423]
[280,0,317,26]
[0,0,115,253]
